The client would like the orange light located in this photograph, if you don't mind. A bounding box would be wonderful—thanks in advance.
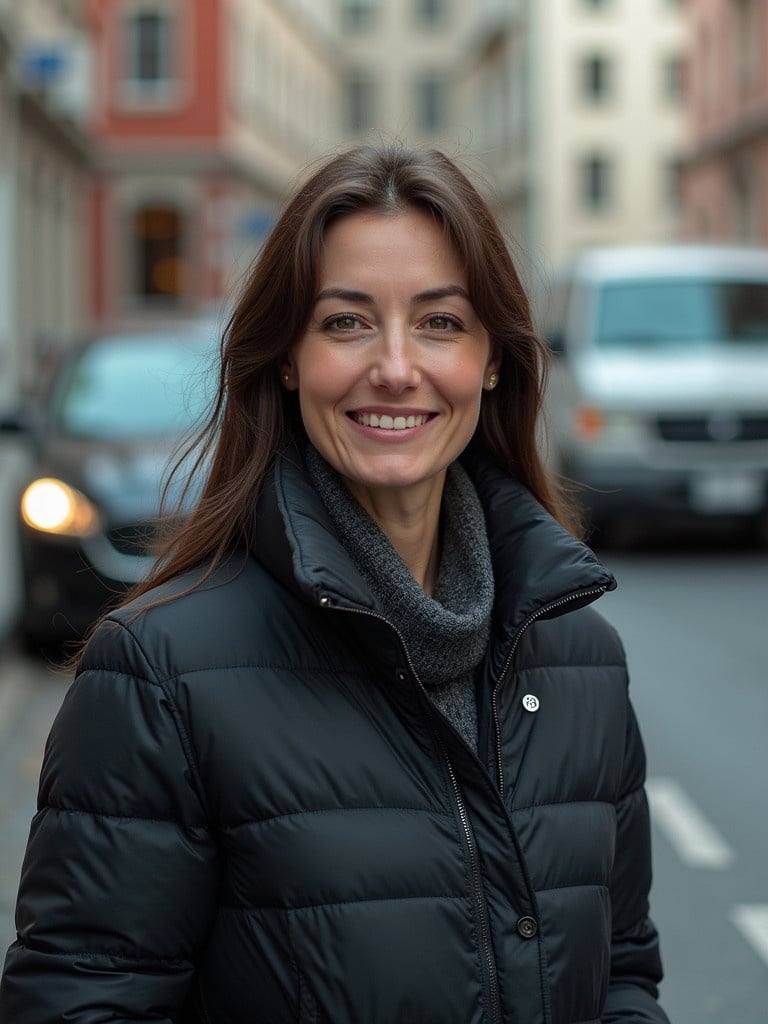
[574,405,605,438]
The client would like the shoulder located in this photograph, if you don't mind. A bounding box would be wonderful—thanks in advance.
[80,553,292,685]
[521,605,627,676]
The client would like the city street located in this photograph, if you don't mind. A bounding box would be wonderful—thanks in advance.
[0,540,766,1021]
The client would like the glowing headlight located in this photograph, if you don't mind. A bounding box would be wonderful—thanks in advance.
[21,478,102,537]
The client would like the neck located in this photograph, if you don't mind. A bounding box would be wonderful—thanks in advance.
[344,476,445,593]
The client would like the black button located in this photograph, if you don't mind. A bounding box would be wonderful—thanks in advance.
[516,916,538,939]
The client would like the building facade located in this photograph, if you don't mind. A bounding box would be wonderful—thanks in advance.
[680,0,768,243]
[461,0,689,278]
[0,0,92,405]
[86,0,340,324]
[339,0,469,146]
[338,0,688,281]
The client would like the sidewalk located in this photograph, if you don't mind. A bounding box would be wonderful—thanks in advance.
[0,440,29,649]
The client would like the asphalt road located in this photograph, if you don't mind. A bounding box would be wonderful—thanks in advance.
[597,540,768,1024]
[0,538,766,1021]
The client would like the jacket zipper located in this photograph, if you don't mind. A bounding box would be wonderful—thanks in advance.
[436,731,502,1024]
[490,586,607,798]
[320,599,503,1024]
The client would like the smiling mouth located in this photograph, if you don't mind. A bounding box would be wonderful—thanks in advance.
[352,412,432,430]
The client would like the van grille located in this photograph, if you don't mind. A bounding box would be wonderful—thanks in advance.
[656,415,768,443]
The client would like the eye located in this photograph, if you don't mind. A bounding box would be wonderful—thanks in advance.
[323,313,366,332]
[422,313,463,332]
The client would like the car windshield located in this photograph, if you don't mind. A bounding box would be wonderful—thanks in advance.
[53,331,216,439]
[596,279,768,349]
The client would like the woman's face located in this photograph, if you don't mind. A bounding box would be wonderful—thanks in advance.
[287,208,499,512]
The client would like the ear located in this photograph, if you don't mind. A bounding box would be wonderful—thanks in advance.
[483,348,503,391]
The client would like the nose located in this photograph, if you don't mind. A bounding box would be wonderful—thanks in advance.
[369,323,421,393]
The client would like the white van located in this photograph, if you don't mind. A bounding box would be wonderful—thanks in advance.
[538,244,768,539]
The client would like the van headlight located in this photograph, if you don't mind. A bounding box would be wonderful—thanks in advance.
[21,478,102,537]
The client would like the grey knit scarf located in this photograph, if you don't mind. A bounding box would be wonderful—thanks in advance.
[305,446,494,751]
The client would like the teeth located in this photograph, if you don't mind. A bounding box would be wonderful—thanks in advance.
[356,413,428,430]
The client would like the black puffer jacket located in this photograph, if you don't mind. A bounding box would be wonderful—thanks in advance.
[0,451,668,1023]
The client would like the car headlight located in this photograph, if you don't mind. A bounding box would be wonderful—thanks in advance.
[21,478,102,537]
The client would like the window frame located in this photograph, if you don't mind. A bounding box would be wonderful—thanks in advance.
[580,152,613,212]
[414,72,446,135]
[116,0,186,111]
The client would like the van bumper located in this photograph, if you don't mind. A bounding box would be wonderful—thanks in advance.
[564,462,768,521]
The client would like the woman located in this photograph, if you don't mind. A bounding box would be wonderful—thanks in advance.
[0,145,668,1023]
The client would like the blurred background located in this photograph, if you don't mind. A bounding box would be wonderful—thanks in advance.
[0,1,767,1021]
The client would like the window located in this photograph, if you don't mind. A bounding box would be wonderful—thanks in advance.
[125,8,173,88]
[662,55,684,103]
[342,0,378,31]
[132,204,185,304]
[581,153,612,210]
[582,55,611,102]
[663,158,682,210]
[414,0,446,27]
[596,280,768,348]
[414,74,445,134]
[345,70,375,133]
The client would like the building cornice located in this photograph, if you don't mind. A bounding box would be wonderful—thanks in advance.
[94,141,293,196]
[94,142,231,176]
[18,90,92,164]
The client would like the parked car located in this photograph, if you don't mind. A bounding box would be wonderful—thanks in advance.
[0,322,217,647]
[538,244,768,541]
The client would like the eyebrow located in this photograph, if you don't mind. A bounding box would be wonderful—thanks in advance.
[314,285,472,305]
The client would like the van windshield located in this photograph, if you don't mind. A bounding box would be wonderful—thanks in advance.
[596,279,768,349]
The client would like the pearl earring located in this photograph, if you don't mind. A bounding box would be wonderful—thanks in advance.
[487,372,499,390]
[282,372,290,385]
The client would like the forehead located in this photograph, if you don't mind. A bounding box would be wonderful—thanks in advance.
[316,209,466,288]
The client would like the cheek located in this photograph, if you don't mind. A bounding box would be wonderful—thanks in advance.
[442,356,489,411]
[296,354,349,412]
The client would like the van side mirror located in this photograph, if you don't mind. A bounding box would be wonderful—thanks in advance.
[546,330,565,356]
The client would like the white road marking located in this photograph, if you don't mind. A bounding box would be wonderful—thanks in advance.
[645,776,736,869]
[731,905,768,968]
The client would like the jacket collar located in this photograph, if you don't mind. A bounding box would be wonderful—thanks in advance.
[251,444,616,637]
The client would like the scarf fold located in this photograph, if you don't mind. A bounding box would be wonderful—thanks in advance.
[305,446,494,751]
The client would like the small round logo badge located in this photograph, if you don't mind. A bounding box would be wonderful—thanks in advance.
[522,694,540,713]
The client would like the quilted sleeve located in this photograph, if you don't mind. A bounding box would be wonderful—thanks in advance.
[602,694,670,1024]
[0,617,219,1022]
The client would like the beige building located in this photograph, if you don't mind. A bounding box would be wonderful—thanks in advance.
[340,0,688,284]
[463,0,689,278]
[339,0,469,146]
[0,0,92,406]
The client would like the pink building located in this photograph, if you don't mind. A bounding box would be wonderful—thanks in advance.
[84,0,338,323]
[681,0,768,243]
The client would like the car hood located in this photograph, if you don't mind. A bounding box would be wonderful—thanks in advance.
[572,346,768,411]
[37,434,196,524]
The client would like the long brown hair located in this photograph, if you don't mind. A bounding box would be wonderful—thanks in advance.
[128,144,580,604]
